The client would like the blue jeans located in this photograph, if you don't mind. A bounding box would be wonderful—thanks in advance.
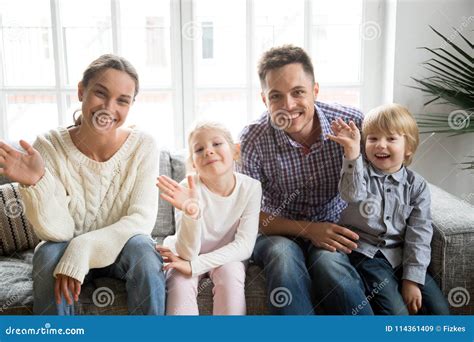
[32,235,166,315]
[252,235,373,315]
[349,251,450,315]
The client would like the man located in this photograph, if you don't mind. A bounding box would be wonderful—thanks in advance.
[238,45,373,315]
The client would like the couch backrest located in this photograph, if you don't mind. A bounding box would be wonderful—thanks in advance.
[152,149,186,238]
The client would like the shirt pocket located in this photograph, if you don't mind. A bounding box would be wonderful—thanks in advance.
[394,203,414,228]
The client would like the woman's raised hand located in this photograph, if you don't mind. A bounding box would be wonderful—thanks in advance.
[0,140,45,186]
[326,118,361,160]
[156,174,199,218]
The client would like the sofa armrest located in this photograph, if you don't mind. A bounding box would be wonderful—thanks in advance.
[429,184,473,315]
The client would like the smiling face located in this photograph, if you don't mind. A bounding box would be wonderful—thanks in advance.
[190,128,236,180]
[261,63,319,144]
[365,131,412,174]
[78,68,136,133]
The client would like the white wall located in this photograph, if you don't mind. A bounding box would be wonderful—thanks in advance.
[384,0,473,200]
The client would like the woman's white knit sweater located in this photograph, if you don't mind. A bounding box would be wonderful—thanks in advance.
[19,127,159,283]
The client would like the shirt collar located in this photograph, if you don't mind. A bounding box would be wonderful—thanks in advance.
[368,162,407,183]
[269,102,331,149]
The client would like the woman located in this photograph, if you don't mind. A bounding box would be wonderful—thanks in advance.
[0,54,165,315]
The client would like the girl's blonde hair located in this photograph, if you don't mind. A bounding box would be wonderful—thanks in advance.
[362,103,419,166]
[186,121,239,172]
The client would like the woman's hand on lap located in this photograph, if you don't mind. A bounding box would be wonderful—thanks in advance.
[54,274,81,305]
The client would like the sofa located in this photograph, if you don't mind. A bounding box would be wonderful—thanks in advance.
[0,149,472,315]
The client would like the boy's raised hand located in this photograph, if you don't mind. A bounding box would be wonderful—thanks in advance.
[327,118,361,160]
[156,174,199,218]
[0,140,45,186]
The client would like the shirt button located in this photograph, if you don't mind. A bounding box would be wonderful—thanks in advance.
[348,164,353,169]
[386,189,391,192]
[386,216,390,220]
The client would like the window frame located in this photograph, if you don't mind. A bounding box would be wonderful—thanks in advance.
[0,0,384,147]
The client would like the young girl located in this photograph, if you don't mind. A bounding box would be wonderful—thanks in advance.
[156,122,262,315]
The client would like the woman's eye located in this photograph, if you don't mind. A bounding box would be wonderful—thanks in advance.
[194,148,203,153]
[213,142,223,147]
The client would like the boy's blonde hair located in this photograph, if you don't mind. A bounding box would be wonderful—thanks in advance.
[186,121,239,172]
[362,103,419,166]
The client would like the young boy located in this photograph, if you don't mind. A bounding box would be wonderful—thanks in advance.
[327,103,450,315]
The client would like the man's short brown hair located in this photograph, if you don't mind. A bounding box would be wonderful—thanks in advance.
[258,45,315,88]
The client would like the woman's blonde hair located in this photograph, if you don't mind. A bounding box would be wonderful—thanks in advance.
[186,121,239,172]
[362,103,419,166]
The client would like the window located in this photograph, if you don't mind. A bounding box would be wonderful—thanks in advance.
[0,0,382,148]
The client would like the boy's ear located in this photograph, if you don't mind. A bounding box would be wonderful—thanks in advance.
[234,143,241,160]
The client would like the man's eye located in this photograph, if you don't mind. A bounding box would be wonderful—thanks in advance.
[213,142,223,146]
[95,91,105,97]
[194,148,203,153]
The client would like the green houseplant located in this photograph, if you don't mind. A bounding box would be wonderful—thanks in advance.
[411,26,473,169]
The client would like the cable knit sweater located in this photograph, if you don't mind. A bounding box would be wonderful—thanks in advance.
[19,127,159,283]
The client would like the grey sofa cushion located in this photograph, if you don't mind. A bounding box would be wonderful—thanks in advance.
[0,250,34,314]
[153,150,187,239]
[429,184,474,315]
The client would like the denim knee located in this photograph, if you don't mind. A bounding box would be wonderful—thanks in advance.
[253,235,306,273]
[33,241,69,280]
[119,235,163,272]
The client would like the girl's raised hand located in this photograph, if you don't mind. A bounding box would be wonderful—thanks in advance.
[156,174,199,218]
[0,140,45,186]
[326,118,361,160]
